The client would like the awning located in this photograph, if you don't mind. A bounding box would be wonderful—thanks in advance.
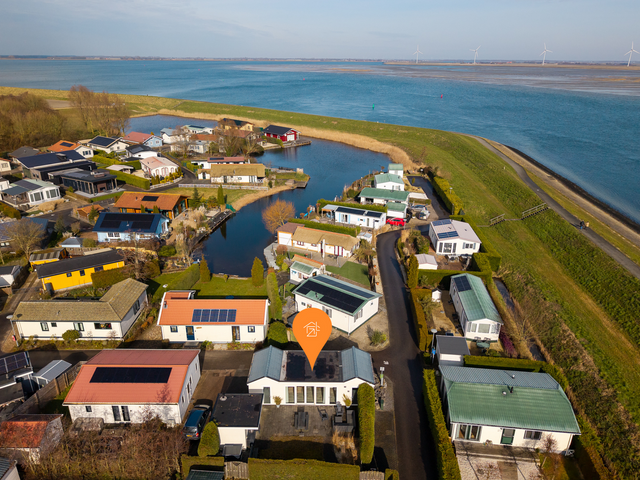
[322,204,339,212]
[2,186,29,196]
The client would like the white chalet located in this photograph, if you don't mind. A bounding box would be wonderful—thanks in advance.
[211,393,263,454]
[247,346,375,406]
[374,173,404,191]
[450,274,503,342]
[321,204,387,230]
[289,255,326,284]
[429,219,481,257]
[388,163,404,177]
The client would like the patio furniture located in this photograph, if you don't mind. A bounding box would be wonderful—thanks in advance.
[476,341,490,349]
[336,402,343,416]
[319,408,328,422]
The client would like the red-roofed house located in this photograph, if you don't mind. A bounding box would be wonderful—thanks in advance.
[0,414,63,464]
[158,291,269,344]
[63,349,200,426]
[48,140,94,159]
[122,132,163,148]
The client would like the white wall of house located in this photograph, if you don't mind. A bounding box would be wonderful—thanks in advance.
[28,186,60,206]
[68,403,182,425]
[450,424,574,453]
[324,242,354,258]
[289,266,322,284]
[128,151,157,160]
[360,197,387,206]
[292,240,322,254]
[277,231,293,246]
[374,180,404,191]
[160,323,267,343]
[75,147,94,158]
[219,427,257,449]
[177,357,201,421]
[294,295,379,335]
[248,377,370,406]
[437,353,465,367]
[428,229,480,256]
[451,288,500,342]
[334,211,386,230]
[210,175,262,184]
[0,160,12,173]
[389,167,403,176]
[418,263,437,270]
[91,141,128,154]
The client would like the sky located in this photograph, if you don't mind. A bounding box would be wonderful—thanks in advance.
[2,0,639,61]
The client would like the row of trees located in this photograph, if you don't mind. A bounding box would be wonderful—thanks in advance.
[0,93,65,150]
[69,85,130,137]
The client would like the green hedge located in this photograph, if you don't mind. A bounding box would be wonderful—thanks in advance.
[0,201,21,219]
[385,469,400,480]
[423,370,462,480]
[409,288,433,351]
[112,170,150,190]
[180,455,224,476]
[573,416,611,480]
[266,272,282,320]
[462,356,569,391]
[450,216,501,271]
[266,321,288,348]
[430,175,464,215]
[316,198,387,213]
[91,266,132,289]
[288,218,359,237]
[93,154,141,170]
[357,383,375,465]
[248,459,360,480]
[197,422,220,456]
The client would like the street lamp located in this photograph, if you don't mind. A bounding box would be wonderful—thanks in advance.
[430,328,438,363]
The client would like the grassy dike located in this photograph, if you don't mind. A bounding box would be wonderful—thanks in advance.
[4,86,640,477]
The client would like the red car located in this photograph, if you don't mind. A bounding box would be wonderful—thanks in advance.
[386,218,406,226]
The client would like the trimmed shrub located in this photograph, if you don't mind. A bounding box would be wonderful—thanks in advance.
[158,245,177,257]
[430,175,464,215]
[91,266,131,289]
[199,260,211,283]
[423,370,462,480]
[62,329,81,342]
[407,254,418,288]
[462,356,569,391]
[573,416,611,480]
[288,218,359,237]
[0,201,21,219]
[181,455,224,476]
[409,288,433,351]
[198,421,220,456]
[112,170,150,190]
[266,321,288,348]
[247,459,359,479]
[143,260,161,279]
[357,383,375,465]
[266,272,282,320]
[252,257,264,287]
[166,263,201,291]
[83,238,96,248]
[316,199,386,213]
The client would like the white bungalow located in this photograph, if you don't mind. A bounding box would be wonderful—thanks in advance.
[158,291,269,344]
[63,349,201,426]
[429,219,481,257]
[450,274,503,342]
[388,163,404,177]
[440,366,580,453]
[140,156,179,179]
[321,204,387,230]
[374,173,404,191]
[293,274,381,335]
[289,255,326,284]
[386,202,407,220]
[211,393,263,454]
[359,188,410,206]
[276,222,299,247]
[416,253,438,270]
[247,346,375,406]
[86,136,128,154]
[290,227,359,258]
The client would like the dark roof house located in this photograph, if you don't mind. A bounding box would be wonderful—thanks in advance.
[8,146,39,159]
[35,250,123,279]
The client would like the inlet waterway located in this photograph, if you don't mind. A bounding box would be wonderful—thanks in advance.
[129,114,389,275]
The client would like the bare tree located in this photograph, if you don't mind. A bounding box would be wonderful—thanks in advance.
[68,86,130,136]
[262,199,295,233]
[176,223,197,266]
[5,219,46,262]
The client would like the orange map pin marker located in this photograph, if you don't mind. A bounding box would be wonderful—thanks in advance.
[292,308,332,370]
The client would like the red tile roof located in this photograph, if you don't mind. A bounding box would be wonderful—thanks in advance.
[0,414,62,449]
[122,132,152,143]
[48,140,81,152]
[63,349,198,405]
[276,223,300,235]
[158,296,269,326]
[114,192,188,211]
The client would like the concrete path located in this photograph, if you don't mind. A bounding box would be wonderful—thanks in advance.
[372,228,437,480]
[470,136,640,280]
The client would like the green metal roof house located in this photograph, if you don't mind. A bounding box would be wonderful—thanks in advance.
[450,274,502,342]
[440,365,580,452]
[359,187,410,205]
[388,163,404,176]
[374,173,405,191]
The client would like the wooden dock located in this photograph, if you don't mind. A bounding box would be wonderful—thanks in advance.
[283,140,312,148]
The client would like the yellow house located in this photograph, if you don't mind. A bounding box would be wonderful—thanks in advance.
[35,250,124,293]
[29,249,68,267]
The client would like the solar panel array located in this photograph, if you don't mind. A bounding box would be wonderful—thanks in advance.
[314,275,376,299]
[142,195,159,202]
[438,231,458,239]
[99,213,156,231]
[454,276,472,293]
[295,280,364,314]
[60,142,74,147]
[432,219,452,226]
[90,367,172,384]
[192,309,237,323]
[0,352,29,375]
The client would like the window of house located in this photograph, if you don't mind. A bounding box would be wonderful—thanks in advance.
[107,232,120,238]
[355,310,363,320]
[287,387,295,404]
[301,302,306,307]
[297,386,305,403]
[351,388,358,405]
[296,241,304,246]
[133,299,140,314]
[248,326,255,333]
[170,326,178,333]
[121,406,131,422]
[95,266,104,272]
[310,243,317,247]
[322,307,332,318]
[316,387,325,404]
[306,387,314,404]
[112,406,121,422]
[524,431,542,440]
[74,322,84,332]
[66,273,72,278]
[329,388,337,404]
[85,406,92,413]
[443,243,453,254]
[458,425,481,441]
[469,323,478,333]
[501,429,515,445]
[438,242,444,253]
[94,323,112,330]
[478,324,491,334]
[41,322,49,332]
[51,322,57,327]
[490,324,499,334]
[79,270,85,277]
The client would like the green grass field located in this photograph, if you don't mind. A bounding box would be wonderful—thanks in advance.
[193,275,267,298]
[327,261,370,286]
[164,187,255,205]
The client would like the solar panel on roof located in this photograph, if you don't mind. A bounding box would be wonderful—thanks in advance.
[61,142,74,147]
[90,367,171,384]
[228,310,237,322]
[209,309,219,322]
[433,219,452,225]
[297,280,365,314]
[218,309,228,322]
[200,309,211,322]
[0,352,29,375]
[192,309,202,322]
[142,196,159,202]
[454,276,472,292]
[439,231,458,239]
[314,276,376,299]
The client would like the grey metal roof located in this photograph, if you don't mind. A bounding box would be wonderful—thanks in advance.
[34,360,72,382]
[341,346,375,384]
[60,237,84,248]
[0,457,16,479]
[9,146,39,158]
[88,136,119,148]
[359,188,410,203]
[435,336,471,356]
[247,346,284,383]
[35,250,123,278]
[263,125,297,136]
[18,151,84,169]
[440,366,560,389]
[451,274,502,324]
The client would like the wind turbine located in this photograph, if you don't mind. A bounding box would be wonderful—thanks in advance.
[540,43,552,65]
[625,42,639,67]
[414,45,422,64]
[470,46,481,64]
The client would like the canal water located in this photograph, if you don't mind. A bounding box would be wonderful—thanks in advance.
[128,114,390,276]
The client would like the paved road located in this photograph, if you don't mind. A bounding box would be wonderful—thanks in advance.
[373,229,436,480]
[471,136,640,280]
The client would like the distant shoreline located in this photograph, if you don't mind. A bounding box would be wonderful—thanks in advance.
[384,61,640,71]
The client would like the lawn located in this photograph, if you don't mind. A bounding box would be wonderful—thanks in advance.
[193,275,268,298]
[165,187,256,205]
[327,261,369,286]
[147,272,184,301]
[255,436,325,461]
[41,385,72,417]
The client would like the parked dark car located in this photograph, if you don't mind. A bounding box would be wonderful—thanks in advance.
[182,404,211,440]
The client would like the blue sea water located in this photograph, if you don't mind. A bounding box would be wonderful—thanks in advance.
[1,59,639,223]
